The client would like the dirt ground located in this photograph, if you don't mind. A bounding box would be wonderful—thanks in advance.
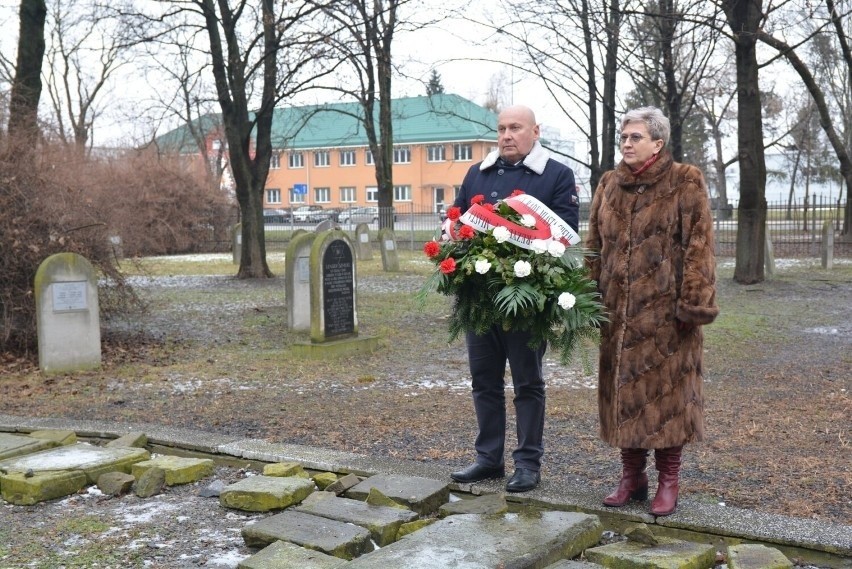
[0,254,849,566]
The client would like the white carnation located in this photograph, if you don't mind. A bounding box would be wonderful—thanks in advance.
[474,258,492,274]
[547,240,566,257]
[514,260,532,277]
[558,292,576,310]
[520,214,536,228]
[530,239,548,254]
[493,226,511,243]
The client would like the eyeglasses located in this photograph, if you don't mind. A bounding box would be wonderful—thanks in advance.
[619,133,649,144]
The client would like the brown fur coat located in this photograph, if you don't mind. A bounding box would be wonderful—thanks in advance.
[585,150,719,449]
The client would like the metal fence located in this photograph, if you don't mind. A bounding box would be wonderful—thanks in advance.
[259,199,850,258]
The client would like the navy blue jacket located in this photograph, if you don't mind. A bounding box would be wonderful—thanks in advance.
[453,143,579,232]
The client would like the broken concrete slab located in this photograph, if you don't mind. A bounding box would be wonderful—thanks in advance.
[106,432,148,449]
[0,469,88,505]
[238,540,347,569]
[727,544,793,569]
[131,455,214,486]
[324,472,359,495]
[0,432,57,461]
[0,443,150,484]
[97,471,135,496]
[312,471,337,490]
[241,510,373,560]
[220,475,314,512]
[439,492,508,518]
[345,474,449,516]
[27,429,77,446]
[295,492,419,546]
[585,536,716,569]
[263,461,307,477]
[134,466,165,498]
[342,511,603,569]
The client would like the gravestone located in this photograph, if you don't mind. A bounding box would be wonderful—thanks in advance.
[354,223,373,260]
[821,220,834,269]
[108,235,123,261]
[764,232,775,279]
[377,228,399,272]
[285,232,318,332]
[315,219,335,233]
[312,232,357,342]
[290,230,378,358]
[232,223,242,265]
[34,253,101,374]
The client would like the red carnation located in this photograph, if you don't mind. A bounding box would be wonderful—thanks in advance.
[471,194,485,205]
[447,206,462,221]
[511,189,525,196]
[480,202,495,212]
[459,225,475,239]
[423,241,441,258]
[439,258,457,274]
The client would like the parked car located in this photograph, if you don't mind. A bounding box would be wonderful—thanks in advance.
[292,205,329,223]
[345,206,399,224]
[263,208,291,224]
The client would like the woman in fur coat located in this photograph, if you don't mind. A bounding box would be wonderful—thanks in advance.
[585,107,719,516]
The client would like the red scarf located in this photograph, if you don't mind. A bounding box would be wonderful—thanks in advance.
[630,152,660,176]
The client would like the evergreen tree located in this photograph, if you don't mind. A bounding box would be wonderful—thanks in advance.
[427,69,444,95]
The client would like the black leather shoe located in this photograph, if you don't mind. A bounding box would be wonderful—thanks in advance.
[450,463,505,483]
[505,468,540,492]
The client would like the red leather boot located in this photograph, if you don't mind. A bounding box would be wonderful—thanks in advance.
[651,446,683,516]
[603,448,649,507]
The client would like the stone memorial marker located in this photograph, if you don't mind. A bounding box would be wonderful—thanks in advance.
[315,219,335,233]
[822,220,834,269]
[232,223,242,265]
[354,223,373,260]
[108,235,123,260]
[764,232,775,279]
[312,232,357,342]
[290,230,378,358]
[34,253,101,374]
[378,228,399,272]
[285,232,318,332]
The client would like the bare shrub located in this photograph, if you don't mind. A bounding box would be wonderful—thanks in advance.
[0,140,235,355]
[0,141,135,354]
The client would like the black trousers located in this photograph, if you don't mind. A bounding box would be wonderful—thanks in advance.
[466,326,547,471]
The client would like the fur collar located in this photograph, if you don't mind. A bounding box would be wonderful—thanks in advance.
[480,141,550,175]
[615,149,674,191]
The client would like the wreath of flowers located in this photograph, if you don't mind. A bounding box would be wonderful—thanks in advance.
[418,190,607,365]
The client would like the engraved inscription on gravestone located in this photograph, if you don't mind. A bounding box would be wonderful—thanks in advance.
[322,240,354,337]
[297,256,310,283]
[52,281,88,312]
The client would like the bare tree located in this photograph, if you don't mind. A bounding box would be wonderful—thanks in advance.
[756,1,852,239]
[493,0,627,192]
[41,0,133,153]
[719,0,768,284]
[139,0,334,278]
[313,0,409,229]
[621,0,723,164]
[7,0,47,147]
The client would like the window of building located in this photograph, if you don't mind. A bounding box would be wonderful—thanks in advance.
[427,145,445,162]
[393,185,411,202]
[288,152,304,168]
[366,186,379,202]
[315,187,331,203]
[266,188,281,204]
[314,150,330,167]
[270,153,280,169]
[453,143,473,161]
[339,150,356,166]
[289,189,306,203]
[340,186,356,203]
[365,149,374,165]
[393,146,410,164]
[489,145,498,155]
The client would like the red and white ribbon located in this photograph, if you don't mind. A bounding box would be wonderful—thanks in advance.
[458,195,581,249]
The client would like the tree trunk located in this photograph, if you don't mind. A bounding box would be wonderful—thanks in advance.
[723,0,766,284]
[7,0,47,146]
[600,0,620,182]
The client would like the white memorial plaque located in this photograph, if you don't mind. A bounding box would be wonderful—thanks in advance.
[297,256,310,283]
[384,240,395,251]
[236,234,242,245]
[52,281,88,312]
[359,233,369,243]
